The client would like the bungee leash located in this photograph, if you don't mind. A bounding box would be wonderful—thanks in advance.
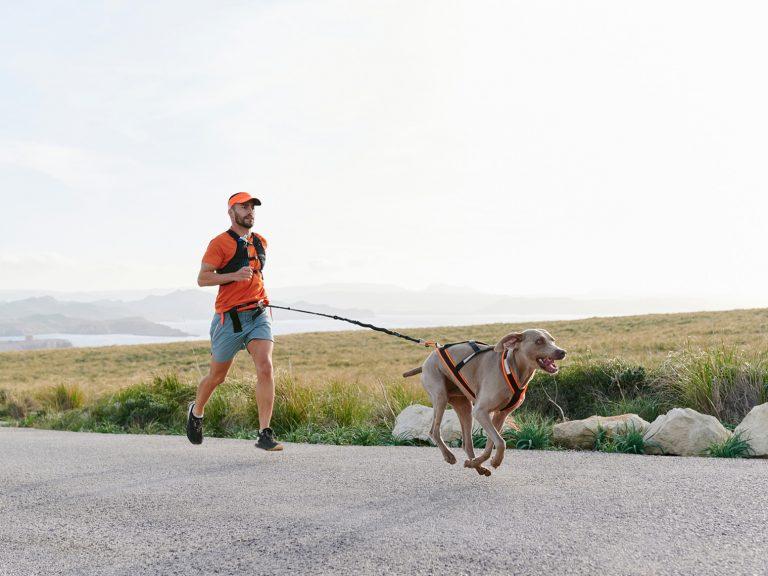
[265,302,526,408]
[265,303,438,347]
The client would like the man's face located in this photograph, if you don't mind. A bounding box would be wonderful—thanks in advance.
[230,202,255,229]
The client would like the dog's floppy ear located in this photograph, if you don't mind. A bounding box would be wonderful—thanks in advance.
[494,332,524,353]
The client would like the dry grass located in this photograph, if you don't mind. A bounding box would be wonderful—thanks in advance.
[1,307,767,397]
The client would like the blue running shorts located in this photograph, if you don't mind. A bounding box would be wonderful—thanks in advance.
[209,308,273,362]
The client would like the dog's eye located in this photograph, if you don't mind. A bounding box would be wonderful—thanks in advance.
[536,338,544,345]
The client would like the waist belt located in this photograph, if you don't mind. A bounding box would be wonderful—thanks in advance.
[436,340,528,412]
[221,301,264,333]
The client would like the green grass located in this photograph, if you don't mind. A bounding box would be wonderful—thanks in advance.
[654,347,768,426]
[5,307,768,397]
[524,358,664,421]
[593,424,647,454]
[282,423,423,446]
[468,412,555,450]
[3,309,768,450]
[503,412,554,450]
[705,431,753,458]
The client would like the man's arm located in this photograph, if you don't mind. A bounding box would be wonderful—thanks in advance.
[197,262,253,287]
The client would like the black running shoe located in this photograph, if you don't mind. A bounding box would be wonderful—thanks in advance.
[256,427,283,451]
[186,402,203,445]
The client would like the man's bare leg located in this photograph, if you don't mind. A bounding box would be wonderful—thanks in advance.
[246,339,274,430]
[193,358,234,417]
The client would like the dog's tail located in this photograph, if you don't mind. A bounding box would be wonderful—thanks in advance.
[402,367,423,378]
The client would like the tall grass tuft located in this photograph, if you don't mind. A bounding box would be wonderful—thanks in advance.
[269,371,318,433]
[592,425,615,452]
[91,373,193,431]
[597,396,666,423]
[705,431,753,458]
[655,347,768,425]
[377,379,429,424]
[0,390,40,420]
[525,358,658,420]
[321,381,374,428]
[610,424,646,454]
[203,380,256,437]
[38,384,85,413]
[502,412,554,450]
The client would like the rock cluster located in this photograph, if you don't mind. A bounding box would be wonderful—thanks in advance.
[553,414,649,449]
[394,401,768,457]
[391,404,485,443]
[734,403,768,457]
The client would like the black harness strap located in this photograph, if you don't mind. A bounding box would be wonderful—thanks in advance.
[217,229,267,285]
[436,340,493,400]
[454,340,491,371]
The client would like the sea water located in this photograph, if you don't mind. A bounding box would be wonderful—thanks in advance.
[0,312,587,348]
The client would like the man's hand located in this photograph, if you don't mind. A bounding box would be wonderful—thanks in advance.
[231,266,253,282]
[198,262,254,286]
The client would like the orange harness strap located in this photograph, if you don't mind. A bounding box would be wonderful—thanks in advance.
[436,344,478,400]
[433,341,528,412]
[499,351,528,412]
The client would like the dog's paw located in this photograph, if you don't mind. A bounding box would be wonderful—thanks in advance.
[476,466,492,476]
[490,456,503,469]
[443,452,457,465]
[463,459,474,468]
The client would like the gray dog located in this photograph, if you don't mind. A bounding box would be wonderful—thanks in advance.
[403,329,566,475]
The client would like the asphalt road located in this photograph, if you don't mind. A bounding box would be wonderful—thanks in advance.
[1,428,767,576]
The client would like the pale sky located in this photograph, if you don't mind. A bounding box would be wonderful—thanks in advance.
[1,1,766,305]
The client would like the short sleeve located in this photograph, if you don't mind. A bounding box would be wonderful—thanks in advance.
[202,237,227,269]
[254,233,267,250]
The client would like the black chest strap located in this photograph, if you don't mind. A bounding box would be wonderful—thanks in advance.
[436,340,493,400]
[216,230,267,284]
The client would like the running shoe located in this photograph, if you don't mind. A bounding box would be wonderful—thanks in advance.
[186,401,203,445]
[256,427,283,451]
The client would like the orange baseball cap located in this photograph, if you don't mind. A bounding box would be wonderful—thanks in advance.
[228,192,261,208]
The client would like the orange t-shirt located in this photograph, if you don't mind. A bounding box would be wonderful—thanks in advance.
[202,230,268,314]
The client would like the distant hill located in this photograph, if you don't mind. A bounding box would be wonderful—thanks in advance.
[0,315,190,337]
[0,285,762,339]
[269,284,725,317]
[0,296,128,320]
[0,291,374,337]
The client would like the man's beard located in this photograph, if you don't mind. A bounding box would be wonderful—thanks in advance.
[234,214,253,229]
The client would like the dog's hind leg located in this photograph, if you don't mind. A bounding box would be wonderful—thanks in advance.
[421,359,456,465]
[429,394,456,464]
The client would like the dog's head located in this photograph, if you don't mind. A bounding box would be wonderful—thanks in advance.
[493,329,566,374]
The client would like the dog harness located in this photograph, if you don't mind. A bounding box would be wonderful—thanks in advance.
[436,341,528,412]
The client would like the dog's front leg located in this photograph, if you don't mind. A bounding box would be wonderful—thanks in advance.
[470,405,506,469]
[466,410,506,469]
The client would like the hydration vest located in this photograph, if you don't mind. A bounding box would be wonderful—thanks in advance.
[216,229,266,285]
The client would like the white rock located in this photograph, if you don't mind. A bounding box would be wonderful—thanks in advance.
[392,404,433,442]
[734,402,768,457]
[553,414,650,449]
[392,404,483,443]
[643,407,732,456]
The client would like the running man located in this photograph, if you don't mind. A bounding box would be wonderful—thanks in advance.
[186,192,282,451]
